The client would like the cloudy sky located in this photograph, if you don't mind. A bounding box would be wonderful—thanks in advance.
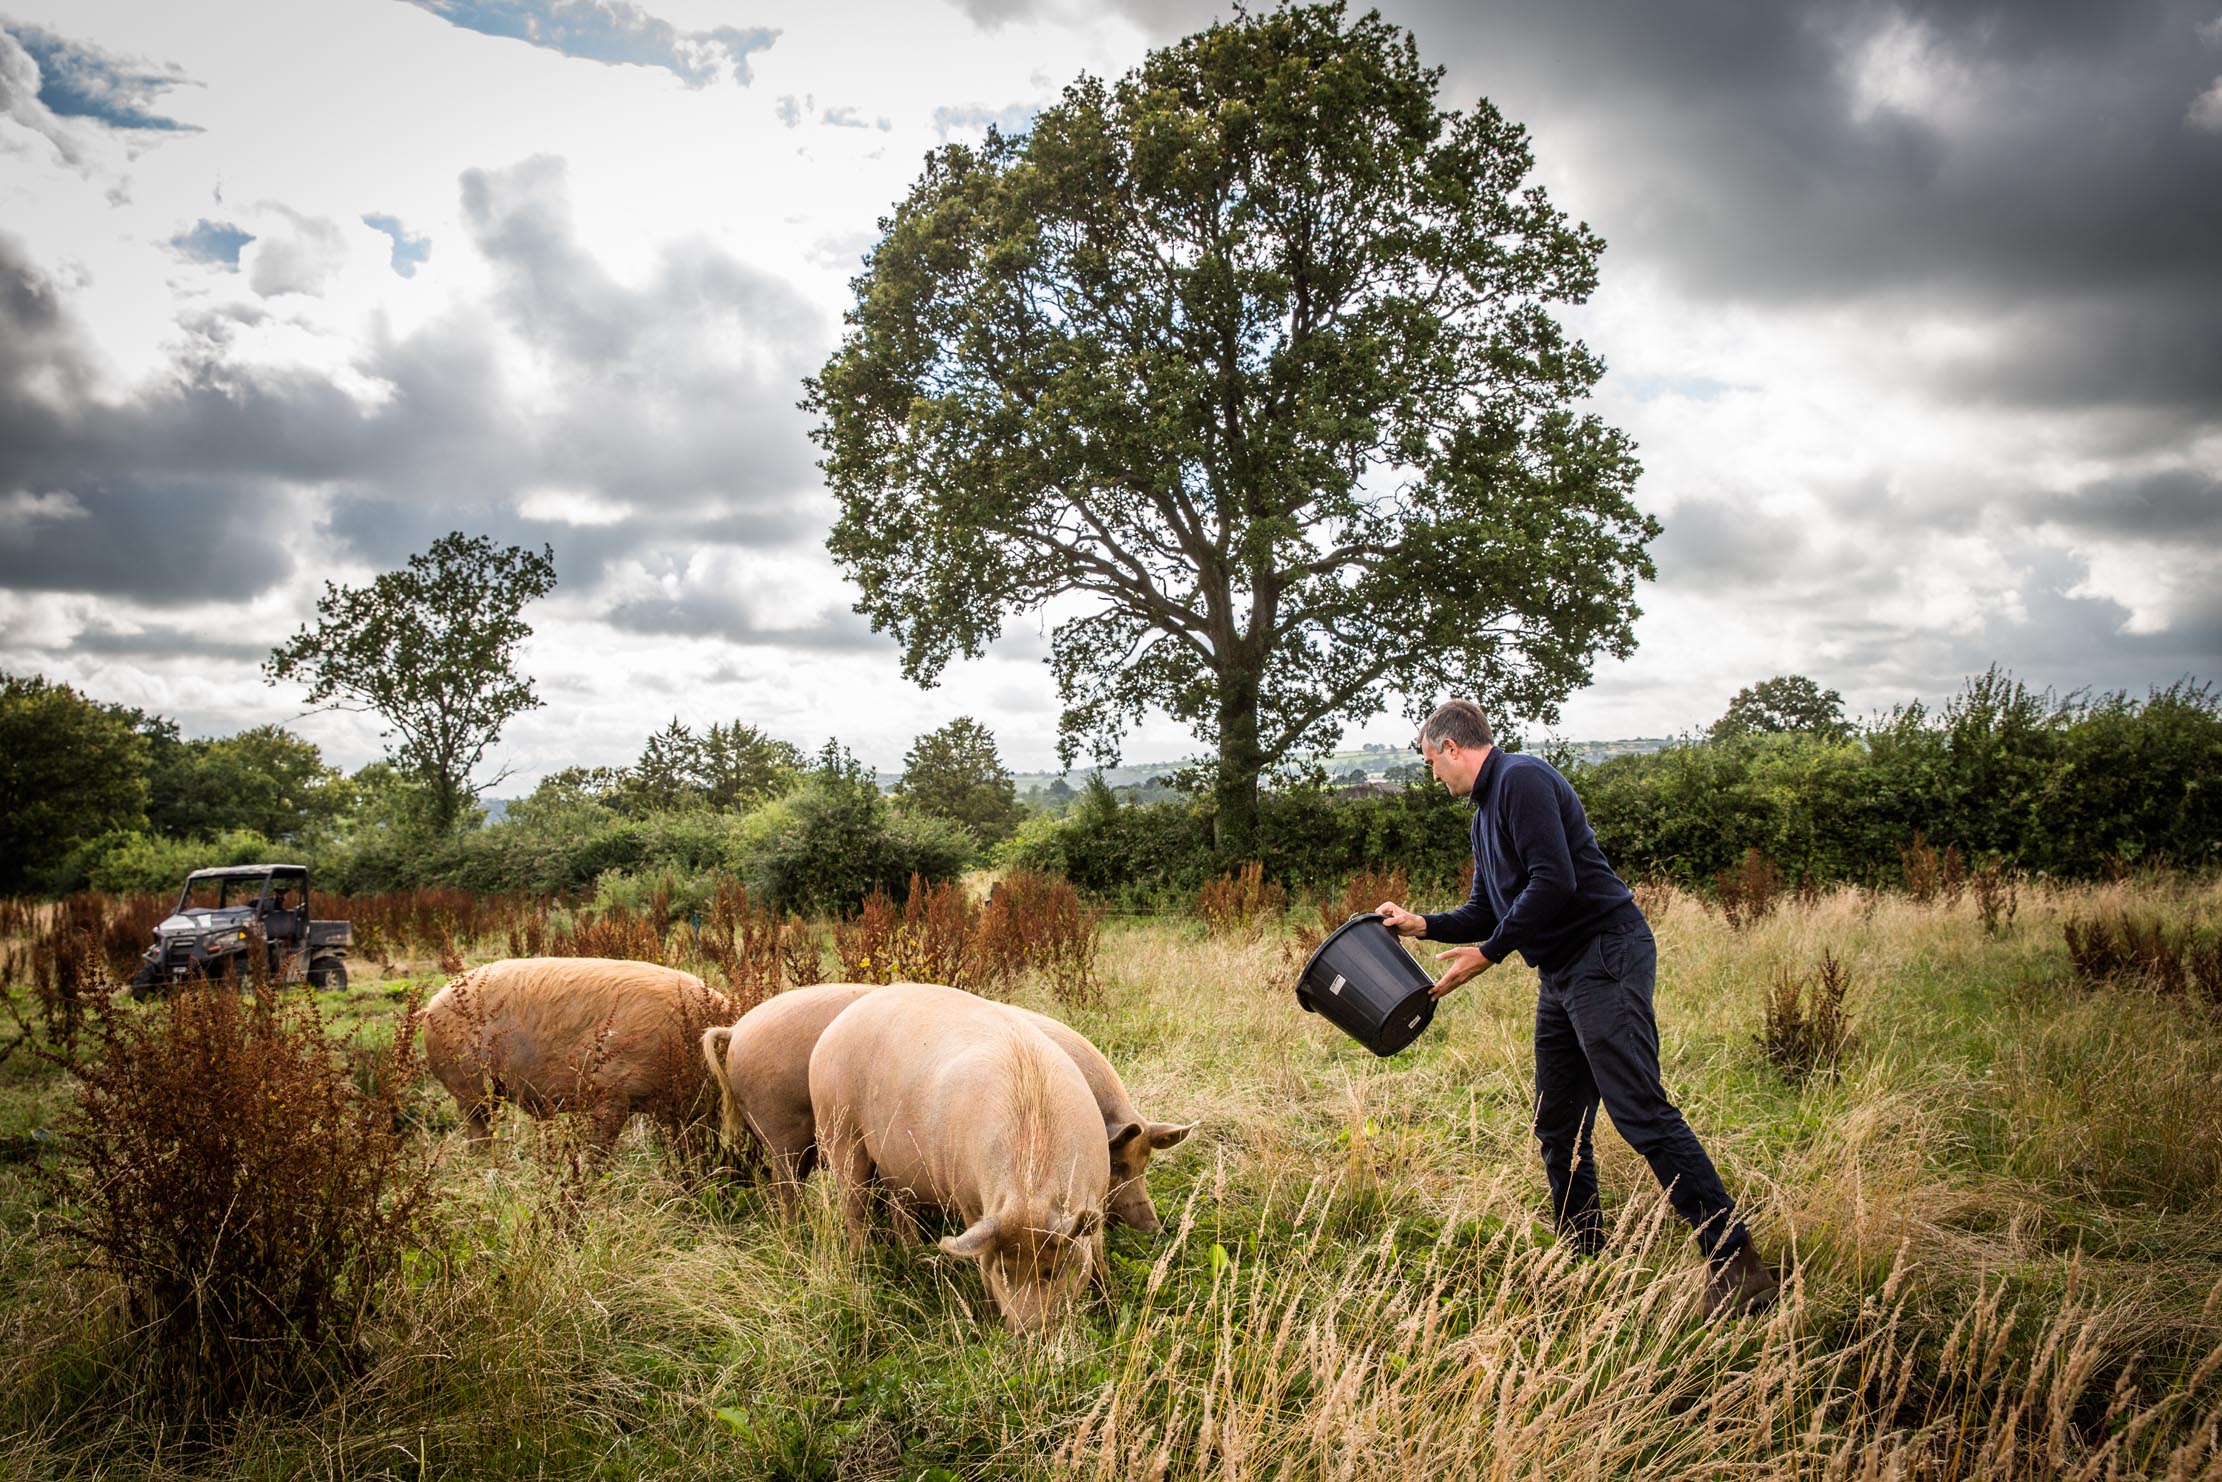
[2,0,2217,787]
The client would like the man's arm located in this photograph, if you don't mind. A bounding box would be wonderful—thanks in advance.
[1416,875,1496,945]
[1377,900,1496,1000]
[1474,768,1577,966]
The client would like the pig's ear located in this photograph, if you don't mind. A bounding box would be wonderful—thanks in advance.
[1146,1121,1195,1149]
[939,1214,1000,1259]
[1107,1121,1145,1154]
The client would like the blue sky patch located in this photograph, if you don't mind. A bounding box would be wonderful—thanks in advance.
[931,102,1039,141]
[168,220,253,268]
[6,22,197,132]
[363,214,432,278]
[402,0,775,87]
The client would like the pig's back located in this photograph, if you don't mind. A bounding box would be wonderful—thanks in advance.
[426,957,713,1097]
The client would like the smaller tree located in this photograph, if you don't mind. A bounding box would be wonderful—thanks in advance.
[697,721,805,812]
[895,717,1027,847]
[1710,675,1851,743]
[616,718,708,815]
[265,533,557,834]
[510,765,627,824]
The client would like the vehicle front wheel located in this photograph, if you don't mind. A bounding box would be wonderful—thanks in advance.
[308,957,348,991]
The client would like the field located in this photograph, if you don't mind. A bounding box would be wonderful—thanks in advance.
[3,875,2220,1479]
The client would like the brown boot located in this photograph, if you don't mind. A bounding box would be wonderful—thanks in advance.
[1704,1241,1779,1318]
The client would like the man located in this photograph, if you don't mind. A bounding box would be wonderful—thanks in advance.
[1377,699,1779,1316]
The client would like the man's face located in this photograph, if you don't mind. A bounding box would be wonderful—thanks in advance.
[1418,735,1473,794]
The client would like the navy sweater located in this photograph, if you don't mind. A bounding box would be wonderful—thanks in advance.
[1421,748,1643,973]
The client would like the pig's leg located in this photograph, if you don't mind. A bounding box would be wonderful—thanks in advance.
[1087,1229,1111,1295]
[766,1129,814,1212]
[462,1100,494,1147]
[885,1191,922,1246]
[582,1097,630,1156]
[823,1118,876,1253]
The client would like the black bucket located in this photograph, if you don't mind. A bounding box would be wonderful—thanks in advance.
[1294,913,1438,1057]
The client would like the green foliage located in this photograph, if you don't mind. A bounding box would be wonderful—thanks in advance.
[895,716,1026,848]
[694,721,805,812]
[1580,673,2222,884]
[1708,674,1850,742]
[0,674,151,894]
[740,749,973,915]
[67,827,280,897]
[265,531,558,833]
[1008,777,1471,910]
[806,3,1653,853]
[519,721,804,821]
[144,724,350,843]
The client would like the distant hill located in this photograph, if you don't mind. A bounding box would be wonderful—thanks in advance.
[1002,738,1674,794]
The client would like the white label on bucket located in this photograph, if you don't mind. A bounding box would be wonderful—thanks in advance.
[1328,974,1346,996]
[1409,1014,1425,1029]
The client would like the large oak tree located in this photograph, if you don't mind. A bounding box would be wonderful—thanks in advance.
[806,3,1656,851]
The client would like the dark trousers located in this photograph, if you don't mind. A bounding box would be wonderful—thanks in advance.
[1532,919,1747,1264]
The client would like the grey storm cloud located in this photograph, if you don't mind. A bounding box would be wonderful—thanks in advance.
[603,588,892,650]
[0,20,197,133]
[62,623,274,664]
[0,149,828,607]
[2039,469,2222,541]
[401,0,777,87]
[1033,0,2222,433]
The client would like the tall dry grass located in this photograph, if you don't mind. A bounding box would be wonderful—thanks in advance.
[0,873,2218,1477]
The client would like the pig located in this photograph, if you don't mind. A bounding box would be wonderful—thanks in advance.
[808,982,1109,1332]
[699,981,878,1193]
[1002,1004,1193,1234]
[700,983,1192,1227]
[422,956,734,1150]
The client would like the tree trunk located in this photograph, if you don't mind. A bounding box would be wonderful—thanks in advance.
[1212,666,1264,858]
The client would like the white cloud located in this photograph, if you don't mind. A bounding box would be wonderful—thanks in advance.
[2188,77,2222,132]
[243,208,349,297]
[0,489,88,538]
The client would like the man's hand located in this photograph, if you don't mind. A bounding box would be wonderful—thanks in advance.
[1429,945,1494,1000]
[1376,901,1426,937]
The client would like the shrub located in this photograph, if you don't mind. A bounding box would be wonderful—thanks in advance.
[1195,860,1287,938]
[1758,947,1856,1079]
[547,895,673,965]
[1900,831,1967,905]
[691,875,783,999]
[829,871,1103,1005]
[2062,913,2222,1006]
[1713,848,1781,932]
[988,870,1103,1008]
[71,828,278,897]
[740,770,971,916]
[1970,860,2020,936]
[49,970,440,1414]
[831,874,998,995]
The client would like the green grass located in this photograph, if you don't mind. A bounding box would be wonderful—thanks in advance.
[2,877,2219,1478]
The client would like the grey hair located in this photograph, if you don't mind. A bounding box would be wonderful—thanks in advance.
[1419,700,1494,752]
